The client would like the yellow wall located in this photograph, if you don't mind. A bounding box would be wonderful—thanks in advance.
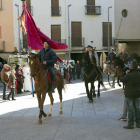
[0,0,14,52]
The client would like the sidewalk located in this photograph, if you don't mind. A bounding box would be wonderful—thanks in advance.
[0,76,140,140]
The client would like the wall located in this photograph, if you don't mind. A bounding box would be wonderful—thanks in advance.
[114,0,140,39]
[0,0,14,52]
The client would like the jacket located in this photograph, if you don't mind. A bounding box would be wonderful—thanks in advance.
[120,69,140,98]
[9,74,16,88]
[118,52,129,64]
[108,52,116,62]
[1,68,9,83]
[16,69,23,82]
[38,48,57,69]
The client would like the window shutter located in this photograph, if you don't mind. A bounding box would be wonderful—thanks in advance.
[51,25,61,42]
[87,0,95,5]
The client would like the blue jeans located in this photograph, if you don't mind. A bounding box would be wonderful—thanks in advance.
[3,82,7,99]
[126,98,140,126]
[81,68,83,79]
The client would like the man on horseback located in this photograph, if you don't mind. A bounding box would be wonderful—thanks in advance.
[118,49,129,65]
[38,40,57,93]
[108,48,116,62]
[86,45,102,81]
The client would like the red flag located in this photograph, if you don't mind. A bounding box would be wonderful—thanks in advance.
[22,2,68,62]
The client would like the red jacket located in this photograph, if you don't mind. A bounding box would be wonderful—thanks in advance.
[16,69,23,82]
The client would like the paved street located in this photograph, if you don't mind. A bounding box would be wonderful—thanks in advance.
[0,75,140,140]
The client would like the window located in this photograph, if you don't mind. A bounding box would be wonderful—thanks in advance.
[51,25,61,42]
[102,22,112,46]
[51,0,60,16]
[87,0,95,5]
[71,22,82,47]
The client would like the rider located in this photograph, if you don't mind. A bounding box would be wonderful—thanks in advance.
[38,40,57,93]
[108,48,116,63]
[118,49,129,65]
[86,45,102,82]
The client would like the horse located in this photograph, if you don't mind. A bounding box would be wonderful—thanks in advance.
[83,52,105,103]
[28,55,65,124]
[114,57,129,89]
[103,61,116,88]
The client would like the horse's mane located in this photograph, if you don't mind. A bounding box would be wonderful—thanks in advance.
[115,57,125,68]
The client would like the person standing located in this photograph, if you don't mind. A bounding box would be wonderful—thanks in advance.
[0,62,3,83]
[120,61,140,129]
[108,48,116,62]
[15,65,23,94]
[80,59,84,79]
[1,65,11,100]
[7,69,16,100]
[68,61,72,83]
[118,49,129,65]
[71,61,75,80]
[38,40,57,93]
[21,48,28,55]
[23,62,32,92]
[76,61,81,79]
[63,61,69,84]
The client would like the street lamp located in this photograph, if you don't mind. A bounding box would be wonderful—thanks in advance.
[15,4,21,54]
[108,6,112,54]
[68,4,71,60]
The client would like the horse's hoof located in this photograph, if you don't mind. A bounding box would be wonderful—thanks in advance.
[59,111,63,114]
[89,100,93,103]
[38,120,42,125]
[42,113,47,117]
[48,114,52,117]
[93,96,96,98]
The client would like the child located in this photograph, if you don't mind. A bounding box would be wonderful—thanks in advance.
[7,69,16,100]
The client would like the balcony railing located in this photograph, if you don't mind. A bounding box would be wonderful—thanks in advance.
[27,6,33,16]
[53,39,66,44]
[102,38,112,46]
[85,5,101,15]
[0,40,5,52]
[51,6,61,16]
[71,38,85,47]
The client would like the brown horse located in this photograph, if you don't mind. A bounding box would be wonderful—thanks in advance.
[28,55,65,124]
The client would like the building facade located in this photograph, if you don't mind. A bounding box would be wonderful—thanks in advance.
[0,0,140,64]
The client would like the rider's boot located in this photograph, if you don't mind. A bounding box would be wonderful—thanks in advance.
[49,81,55,93]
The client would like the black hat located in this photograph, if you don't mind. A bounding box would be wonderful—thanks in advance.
[44,40,50,46]
[87,45,93,48]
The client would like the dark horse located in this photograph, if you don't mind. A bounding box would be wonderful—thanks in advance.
[114,57,129,89]
[83,52,105,103]
[28,55,65,124]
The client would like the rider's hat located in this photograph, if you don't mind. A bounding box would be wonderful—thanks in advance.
[87,45,93,48]
[110,48,114,51]
[44,40,50,46]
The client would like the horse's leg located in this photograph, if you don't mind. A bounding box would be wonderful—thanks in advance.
[108,75,111,87]
[112,76,115,88]
[97,80,100,98]
[85,81,89,99]
[38,93,47,124]
[93,84,96,98]
[89,82,93,103]
[48,92,54,117]
[57,87,63,114]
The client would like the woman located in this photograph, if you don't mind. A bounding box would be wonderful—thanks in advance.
[68,61,72,83]
[23,62,32,92]
[63,61,69,84]
[15,64,23,94]
[7,69,16,100]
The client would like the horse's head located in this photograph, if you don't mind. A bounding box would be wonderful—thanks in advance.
[114,57,125,68]
[28,54,39,77]
[83,52,90,68]
[103,61,110,74]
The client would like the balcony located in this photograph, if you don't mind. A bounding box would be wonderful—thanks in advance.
[71,38,85,47]
[0,40,5,52]
[0,0,2,10]
[102,38,113,47]
[85,5,101,15]
[51,6,61,16]
[27,6,33,16]
[53,39,66,44]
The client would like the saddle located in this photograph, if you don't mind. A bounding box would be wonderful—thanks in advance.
[47,70,57,85]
